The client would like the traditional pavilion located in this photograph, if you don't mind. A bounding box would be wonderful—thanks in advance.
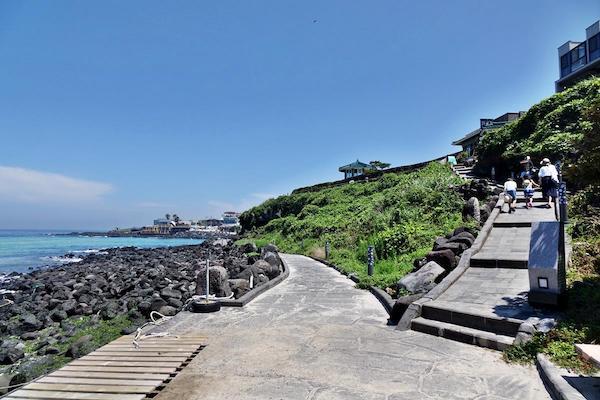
[338,160,375,179]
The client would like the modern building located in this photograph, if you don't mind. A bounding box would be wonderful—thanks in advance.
[338,160,375,179]
[452,112,526,156]
[153,218,174,226]
[555,20,600,92]
[222,211,240,225]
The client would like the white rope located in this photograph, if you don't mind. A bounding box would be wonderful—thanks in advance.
[132,311,176,348]
[0,298,14,308]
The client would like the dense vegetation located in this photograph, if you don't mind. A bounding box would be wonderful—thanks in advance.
[475,77,600,190]
[499,78,600,372]
[240,163,467,289]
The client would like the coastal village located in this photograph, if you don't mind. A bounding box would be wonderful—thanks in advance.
[107,211,241,238]
[0,12,599,400]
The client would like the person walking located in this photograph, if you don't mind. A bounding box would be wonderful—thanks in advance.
[503,177,518,213]
[522,173,538,208]
[538,158,558,209]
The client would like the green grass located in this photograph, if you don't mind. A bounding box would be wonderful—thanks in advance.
[240,163,469,289]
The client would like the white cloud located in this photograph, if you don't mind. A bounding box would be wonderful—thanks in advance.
[0,166,113,204]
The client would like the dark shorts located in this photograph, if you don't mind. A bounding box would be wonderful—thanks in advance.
[506,190,517,201]
[541,176,557,198]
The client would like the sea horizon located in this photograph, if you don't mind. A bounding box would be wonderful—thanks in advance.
[0,229,204,274]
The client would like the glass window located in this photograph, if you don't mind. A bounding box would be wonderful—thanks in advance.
[560,53,571,77]
[570,43,587,71]
[589,34,600,61]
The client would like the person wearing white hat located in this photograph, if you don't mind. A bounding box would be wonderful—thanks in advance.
[538,158,558,208]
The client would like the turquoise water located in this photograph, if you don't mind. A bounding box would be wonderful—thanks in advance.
[0,230,204,274]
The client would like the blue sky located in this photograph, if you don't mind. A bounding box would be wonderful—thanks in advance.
[0,1,598,230]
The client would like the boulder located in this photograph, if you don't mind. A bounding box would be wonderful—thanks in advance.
[463,197,480,222]
[0,347,24,365]
[435,242,466,255]
[195,266,232,298]
[160,287,182,300]
[49,309,68,322]
[262,252,281,268]
[447,232,475,247]
[228,279,251,298]
[20,313,42,332]
[240,242,258,254]
[253,259,279,279]
[425,249,457,271]
[260,244,279,256]
[432,237,448,250]
[150,297,168,312]
[157,305,177,317]
[99,301,119,320]
[66,335,94,359]
[388,293,425,324]
[397,261,445,294]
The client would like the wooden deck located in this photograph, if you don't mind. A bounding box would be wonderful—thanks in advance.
[3,336,205,400]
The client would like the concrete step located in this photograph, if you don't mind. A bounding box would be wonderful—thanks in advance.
[470,257,528,269]
[576,344,600,368]
[411,317,514,351]
[493,220,533,227]
[421,302,522,336]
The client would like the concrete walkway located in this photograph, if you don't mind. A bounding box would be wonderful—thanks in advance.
[152,254,549,400]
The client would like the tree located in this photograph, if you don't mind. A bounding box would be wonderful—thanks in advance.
[165,213,171,221]
[369,160,391,170]
[173,214,180,223]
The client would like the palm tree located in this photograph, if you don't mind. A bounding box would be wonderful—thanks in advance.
[165,213,171,221]
[173,214,180,223]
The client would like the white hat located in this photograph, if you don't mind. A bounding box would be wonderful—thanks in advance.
[540,157,550,165]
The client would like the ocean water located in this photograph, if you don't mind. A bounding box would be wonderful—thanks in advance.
[0,230,204,274]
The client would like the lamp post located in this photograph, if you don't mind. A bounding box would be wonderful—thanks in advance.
[367,246,374,276]
[556,161,567,296]
[325,241,330,260]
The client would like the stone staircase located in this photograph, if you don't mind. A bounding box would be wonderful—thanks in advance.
[452,163,475,180]
[410,191,556,351]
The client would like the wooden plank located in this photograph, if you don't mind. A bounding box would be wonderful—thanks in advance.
[25,382,154,393]
[101,345,199,350]
[61,366,177,374]
[70,360,181,367]
[81,356,188,362]
[98,347,198,352]
[89,351,191,357]
[49,370,171,380]
[37,376,163,387]
[7,389,146,399]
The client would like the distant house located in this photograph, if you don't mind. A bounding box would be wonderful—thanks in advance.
[339,160,375,179]
[555,20,600,92]
[452,112,526,156]
[199,218,223,227]
[153,218,175,226]
[222,211,240,225]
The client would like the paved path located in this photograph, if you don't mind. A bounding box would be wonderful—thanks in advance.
[153,254,549,400]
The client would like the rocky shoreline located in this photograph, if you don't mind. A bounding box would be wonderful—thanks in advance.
[0,239,281,389]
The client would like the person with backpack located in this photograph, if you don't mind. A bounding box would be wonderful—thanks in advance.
[538,158,558,209]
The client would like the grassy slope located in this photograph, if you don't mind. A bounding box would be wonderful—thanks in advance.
[240,163,468,289]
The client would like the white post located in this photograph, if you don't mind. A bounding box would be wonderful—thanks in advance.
[205,250,210,299]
